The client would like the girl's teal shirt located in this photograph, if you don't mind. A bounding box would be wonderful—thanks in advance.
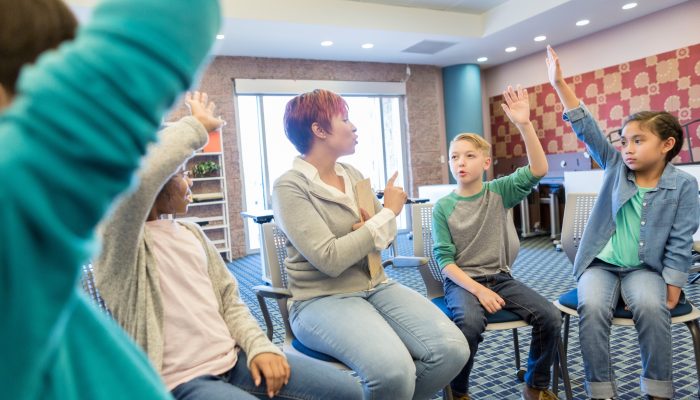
[564,103,700,287]
[0,0,220,398]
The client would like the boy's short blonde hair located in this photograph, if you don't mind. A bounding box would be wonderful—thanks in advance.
[450,133,491,157]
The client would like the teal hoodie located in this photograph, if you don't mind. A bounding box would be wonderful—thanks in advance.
[0,0,220,398]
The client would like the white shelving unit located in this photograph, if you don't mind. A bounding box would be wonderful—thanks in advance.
[176,128,232,260]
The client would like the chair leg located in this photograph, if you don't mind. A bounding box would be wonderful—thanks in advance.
[557,336,573,400]
[442,384,453,400]
[552,356,559,397]
[513,328,526,382]
[690,273,700,284]
[684,319,700,397]
[256,293,274,341]
[563,314,570,354]
[554,314,572,399]
[513,328,521,369]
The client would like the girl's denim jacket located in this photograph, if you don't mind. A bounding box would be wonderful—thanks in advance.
[564,103,700,287]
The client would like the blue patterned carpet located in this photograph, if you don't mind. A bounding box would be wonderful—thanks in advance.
[228,235,700,399]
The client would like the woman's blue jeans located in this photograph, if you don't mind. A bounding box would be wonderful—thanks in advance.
[289,281,469,400]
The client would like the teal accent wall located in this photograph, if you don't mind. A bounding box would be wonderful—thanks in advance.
[442,64,483,182]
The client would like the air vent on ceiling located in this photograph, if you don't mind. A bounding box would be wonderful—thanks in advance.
[401,40,457,55]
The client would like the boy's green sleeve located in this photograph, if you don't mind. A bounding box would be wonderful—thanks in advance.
[432,200,457,270]
[489,166,542,209]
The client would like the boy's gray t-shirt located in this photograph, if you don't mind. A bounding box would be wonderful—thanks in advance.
[432,166,541,277]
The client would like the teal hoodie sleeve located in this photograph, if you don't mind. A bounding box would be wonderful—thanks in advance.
[0,0,220,397]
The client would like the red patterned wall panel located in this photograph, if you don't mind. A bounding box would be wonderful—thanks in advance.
[490,44,700,164]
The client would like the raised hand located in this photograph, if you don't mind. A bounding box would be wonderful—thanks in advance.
[545,45,580,111]
[249,352,291,398]
[185,91,225,132]
[501,85,530,125]
[545,45,564,88]
[383,171,407,216]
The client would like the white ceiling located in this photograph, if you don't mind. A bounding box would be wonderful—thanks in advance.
[66,0,689,68]
[345,0,510,13]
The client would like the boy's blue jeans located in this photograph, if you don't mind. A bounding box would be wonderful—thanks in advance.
[443,272,562,394]
[578,261,673,399]
[171,351,363,400]
[289,281,469,400]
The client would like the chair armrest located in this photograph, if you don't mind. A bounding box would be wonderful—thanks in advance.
[252,285,292,340]
[253,285,292,300]
[382,256,429,268]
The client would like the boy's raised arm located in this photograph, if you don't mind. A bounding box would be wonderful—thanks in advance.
[501,85,548,178]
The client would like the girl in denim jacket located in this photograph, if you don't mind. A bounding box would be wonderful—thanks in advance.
[547,45,699,400]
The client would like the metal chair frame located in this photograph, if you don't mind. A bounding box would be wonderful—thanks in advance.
[80,263,111,315]
[253,221,466,398]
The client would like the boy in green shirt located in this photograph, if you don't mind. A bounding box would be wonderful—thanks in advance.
[433,85,562,400]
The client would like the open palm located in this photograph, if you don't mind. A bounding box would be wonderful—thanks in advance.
[501,85,530,125]
[186,91,225,132]
[546,45,564,86]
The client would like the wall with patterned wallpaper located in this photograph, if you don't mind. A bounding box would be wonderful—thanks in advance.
[169,57,448,258]
[489,43,700,164]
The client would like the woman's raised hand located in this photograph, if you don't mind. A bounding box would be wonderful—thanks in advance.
[383,172,407,216]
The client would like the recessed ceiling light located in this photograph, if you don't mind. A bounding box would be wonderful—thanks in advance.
[477,57,488,62]
[534,35,547,42]
[216,34,225,40]
[321,40,333,47]
[622,2,637,10]
[576,19,590,26]
[361,43,374,49]
[505,46,517,53]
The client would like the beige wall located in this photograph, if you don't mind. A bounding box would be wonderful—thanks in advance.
[173,2,700,259]
[483,1,700,97]
[174,57,447,258]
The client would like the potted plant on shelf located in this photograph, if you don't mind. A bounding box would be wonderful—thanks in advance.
[191,161,220,178]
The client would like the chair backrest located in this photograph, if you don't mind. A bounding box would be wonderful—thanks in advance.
[261,222,293,337]
[560,193,598,264]
[262,222,290,289]
[412,203,520,299]
[80,263,111,314]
